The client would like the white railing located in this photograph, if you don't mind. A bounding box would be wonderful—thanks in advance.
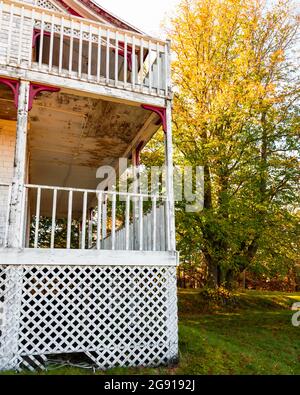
[103,205,167,252]
[23,184,170,251]
[0,182,11,248]
[0,0,170,98]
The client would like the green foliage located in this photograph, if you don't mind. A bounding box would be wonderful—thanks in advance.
[29,216,80,249]
[165,0,300,288]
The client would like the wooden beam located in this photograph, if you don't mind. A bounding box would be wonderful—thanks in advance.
[0,67,167,108]
[0,248,178,267]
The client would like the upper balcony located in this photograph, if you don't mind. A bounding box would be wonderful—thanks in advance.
[0,0,171,107]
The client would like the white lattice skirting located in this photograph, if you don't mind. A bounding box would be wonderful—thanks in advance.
[0,264,178,371]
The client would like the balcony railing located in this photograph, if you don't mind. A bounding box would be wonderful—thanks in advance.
[0,0,170,98]
[22,184,170,252]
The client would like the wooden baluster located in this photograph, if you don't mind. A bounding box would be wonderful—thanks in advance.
[148,40,152,94]
[139,195,143,251]
[132,36,136,89]
[102,194,108,241]
[106,29,110,84]
[68,20,74,76]
[58,16,64,74]
[6,3,13,64]
[34,187,41,248]
[115,31,118,86]
[124,33,128,86]
[97,27,101,82]
[50,188,57,249]
[125,194,130,251]
[111,193,116,250]
[165,42,169,96]
[38,12,45,70]
[88,208,93,249]
[156,42,160,94]
[28,9,35,68]
[88,24,92,80]
[81,191,87,249]
[66,190,73,249]
[48,14,54,72]
[140,38,144,90]
[152,195,157,252]
[78,22,83,78]
[17,6,24,66]
[97,192,102,250]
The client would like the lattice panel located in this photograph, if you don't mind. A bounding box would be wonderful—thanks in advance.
[36,0,66,13]
[0,265,178,371]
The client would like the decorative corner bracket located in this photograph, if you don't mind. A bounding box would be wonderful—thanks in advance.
[0,78,20,108]
[0,79,60,111]
[29,84,60,111]
[141,105,167,133]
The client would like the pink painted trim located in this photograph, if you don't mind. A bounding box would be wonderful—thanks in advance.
[32,28,51,48]
[0,77,20,108]
[56,0,83,17]
[142,105,167,133]
[29,84,60,111]
[113,44,133,72]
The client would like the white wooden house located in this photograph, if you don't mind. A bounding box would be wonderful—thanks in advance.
[0,0,178,371]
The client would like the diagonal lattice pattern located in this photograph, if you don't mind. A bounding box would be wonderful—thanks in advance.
[0,265,178,371]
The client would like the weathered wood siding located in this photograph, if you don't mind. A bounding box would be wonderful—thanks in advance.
[0,3,33,68]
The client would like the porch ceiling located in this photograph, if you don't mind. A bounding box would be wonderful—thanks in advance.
[28,90,155,190]
[27,90,160,217]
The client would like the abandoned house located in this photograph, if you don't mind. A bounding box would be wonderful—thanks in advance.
[0,0,178,371]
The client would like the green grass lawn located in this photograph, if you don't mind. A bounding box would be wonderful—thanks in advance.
[2,290,300,375]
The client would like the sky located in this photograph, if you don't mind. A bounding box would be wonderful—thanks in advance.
[95,0,180,38]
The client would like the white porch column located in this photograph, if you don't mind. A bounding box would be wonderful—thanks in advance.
[1,81,30,370]
[165,99,176,252]
[6,80,30,249]
[132,148,140,250]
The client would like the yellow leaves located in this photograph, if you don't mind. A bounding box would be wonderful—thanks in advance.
[270,50,285,65]
[167,0,298,145]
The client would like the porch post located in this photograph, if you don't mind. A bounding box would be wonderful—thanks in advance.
[1,81,30,370]
[164,99,176,252]
[6,80,30,249]
[132,147,139,250]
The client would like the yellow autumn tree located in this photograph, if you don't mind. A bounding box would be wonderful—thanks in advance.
[166,0,300,288]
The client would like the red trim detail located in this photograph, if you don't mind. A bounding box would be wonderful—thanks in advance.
[0,78,20,108]
[29,84,60,111]
[142,105,167,133]
[32,28,51,48]
[0,79,60,110]
[113,43,133,72]
[56,0,83,17]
